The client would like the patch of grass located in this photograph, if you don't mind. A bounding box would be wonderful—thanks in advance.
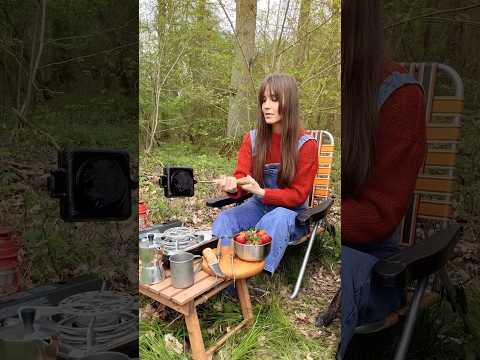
[140,142,236,224]
[140,294,335,360]
[140,318,189,360]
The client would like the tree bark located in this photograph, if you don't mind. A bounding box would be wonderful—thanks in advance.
[295,0,311,66]
[226,0,257,138]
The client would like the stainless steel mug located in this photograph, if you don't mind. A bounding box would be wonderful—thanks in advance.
[169,252,201,289]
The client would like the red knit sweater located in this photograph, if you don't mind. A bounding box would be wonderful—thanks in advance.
[342,61,426,244]
[229,130,318,207]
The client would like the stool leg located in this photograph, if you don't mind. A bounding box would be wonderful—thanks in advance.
[184,303,208,360]
[236,279,253,321]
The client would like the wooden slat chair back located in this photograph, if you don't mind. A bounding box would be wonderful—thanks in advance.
[399,63,464,246]
[306,129,335,207]
[290,129,335,246]
[287,129,335,298]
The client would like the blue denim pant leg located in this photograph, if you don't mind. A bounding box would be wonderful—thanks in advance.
[338,245,404,359]
[212,198,265,245]
[256,207,306,274]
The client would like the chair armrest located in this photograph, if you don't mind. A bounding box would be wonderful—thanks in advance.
[373,224,462,288]
[206,193,252,208]
[296,198,334,225]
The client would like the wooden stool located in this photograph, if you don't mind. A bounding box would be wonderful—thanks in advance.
[140,268,254,360]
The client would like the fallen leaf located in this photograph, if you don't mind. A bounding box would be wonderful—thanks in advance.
[165,333,183,355]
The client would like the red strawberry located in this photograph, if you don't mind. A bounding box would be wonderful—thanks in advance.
[260,233,271,244]
[235,233,247,244]
[256,229,267,237]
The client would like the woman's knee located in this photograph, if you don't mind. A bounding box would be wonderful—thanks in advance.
[260,207,296,225]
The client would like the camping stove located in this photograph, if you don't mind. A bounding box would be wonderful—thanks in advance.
[0,277,138,359]
[55,290,138,359]
[138,226,217,256]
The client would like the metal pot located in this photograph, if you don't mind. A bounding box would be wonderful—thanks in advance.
[139,234,161,264]
[139,234,165,285]
[234,242,271,262]
[169,252,201,288]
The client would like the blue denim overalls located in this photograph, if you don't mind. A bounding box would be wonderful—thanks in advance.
[338,72,423,358]
[212,130,316,273]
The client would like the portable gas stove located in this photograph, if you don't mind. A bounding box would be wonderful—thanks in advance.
[138,223,218,257]
[55,290,138,359]
[0,276,138,359]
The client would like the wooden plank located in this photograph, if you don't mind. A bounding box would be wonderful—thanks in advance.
[171,275,224,305]
[425,152,456,166]
[206,319,251,357]
[148,278,173,293]
[160,271,210,300]
[320,145,334,152]
[236,279,253,321]
[426,127,460,141]
[314,188,329,198]
[184,303,208,360]
[319,156,333,164]
[313,178,330,186]
[432,97,464,113]
[194,280,233,307]
[139,285,189,315]
[415,177,456,193]
[159,285,184,299]
[316,167,331,175]
[418,201,454,218]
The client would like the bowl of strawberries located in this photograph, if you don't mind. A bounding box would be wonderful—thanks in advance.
[233,229,272,262]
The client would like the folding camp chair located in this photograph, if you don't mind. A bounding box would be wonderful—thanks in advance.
[206,130,336,299]
[352,63,471,360]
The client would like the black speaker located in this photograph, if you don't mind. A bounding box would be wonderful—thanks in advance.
[48,149,132,221]
[160,166,196,198]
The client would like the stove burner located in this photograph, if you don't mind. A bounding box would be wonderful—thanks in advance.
[59,291,133,317]
[139,227,216,255]
[161,227,201,251]
[55,291,138,358]
[58,312,136,347]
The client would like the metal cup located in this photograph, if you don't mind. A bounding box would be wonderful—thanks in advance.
[169,252,201,289]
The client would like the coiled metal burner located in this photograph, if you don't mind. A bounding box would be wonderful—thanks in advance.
[139,227,215,255]
[55,291,138,358]
[160,227,201,251]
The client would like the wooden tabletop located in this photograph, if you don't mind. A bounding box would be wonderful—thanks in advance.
[140,269,227,306]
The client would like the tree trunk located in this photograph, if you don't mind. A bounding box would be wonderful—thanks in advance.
[227,0,257,138]
[295,0,311,66]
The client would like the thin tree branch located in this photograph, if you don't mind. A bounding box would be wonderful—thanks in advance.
[12,107,61,151]
[20,0,46,118]
[147,46,187,153]
[273,0,291,70]
[385,3,480,29]
[277,13,335,57]
[38,42,136,69]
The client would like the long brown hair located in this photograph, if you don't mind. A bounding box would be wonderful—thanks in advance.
[253,74,300,187]
[341,0,384,197]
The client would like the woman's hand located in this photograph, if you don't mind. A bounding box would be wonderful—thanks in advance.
[238,175,266,197]
[215,175,238,193]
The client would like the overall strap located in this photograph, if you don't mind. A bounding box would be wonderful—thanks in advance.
[249,129,257,156]
[297,134,316,150]
[377,72,423,111]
